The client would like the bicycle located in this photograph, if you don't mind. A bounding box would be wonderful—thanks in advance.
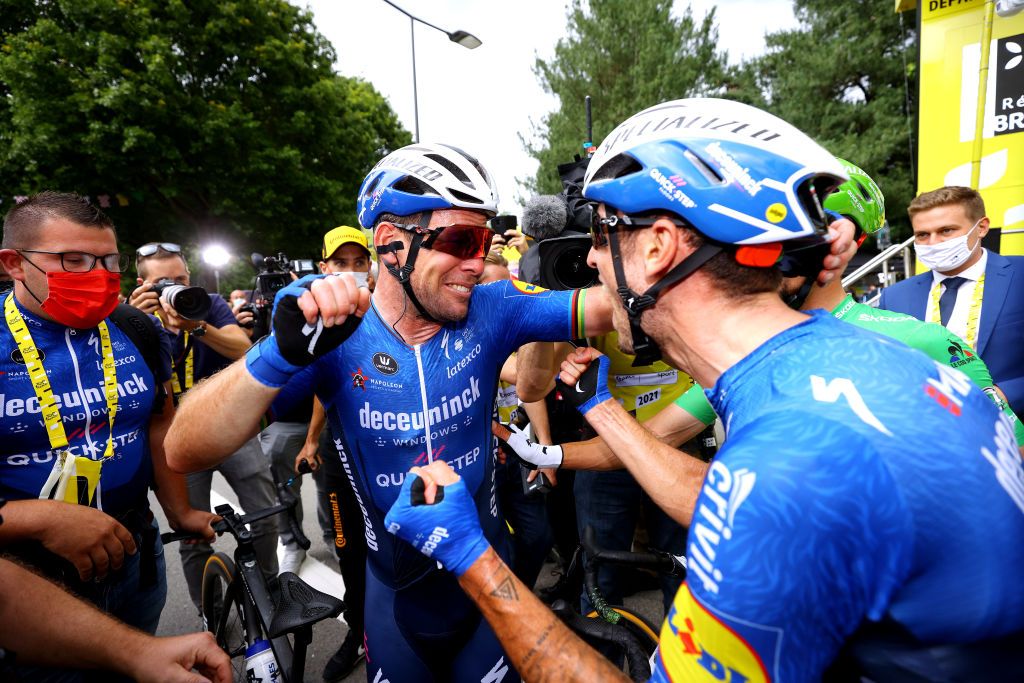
[550,525,686,682]
[163,464,343,683]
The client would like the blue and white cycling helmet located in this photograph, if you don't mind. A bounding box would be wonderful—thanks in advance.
[356,143,499,323]
[357,142,499,229]
[583,97,848,245]
[582,98,848,364]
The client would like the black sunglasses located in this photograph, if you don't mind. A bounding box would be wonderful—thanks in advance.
[590,213,681,248]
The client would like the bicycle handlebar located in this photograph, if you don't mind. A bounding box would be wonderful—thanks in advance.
[551,600,651,682]
[161,470,312,548]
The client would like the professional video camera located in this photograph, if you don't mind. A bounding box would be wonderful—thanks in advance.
[520,97,600,291]
[239,252,319,337]
[151,279,212,320]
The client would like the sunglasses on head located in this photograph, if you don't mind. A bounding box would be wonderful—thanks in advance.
[136,242,182,258]
[392,224,494,260]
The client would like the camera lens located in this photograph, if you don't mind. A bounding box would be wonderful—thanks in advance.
[552,245,597,290]
[158,284,212,320]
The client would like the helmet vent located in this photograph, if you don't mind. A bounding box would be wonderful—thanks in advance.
[592,154,642,182]
[683,149,724,185]
[393,176,431,196]
[425,153,474,187]
[447,188,483,205]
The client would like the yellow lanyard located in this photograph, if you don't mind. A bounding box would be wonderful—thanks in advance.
[928,273,985,349]
[170,330,194,397]
[4,294,118,458]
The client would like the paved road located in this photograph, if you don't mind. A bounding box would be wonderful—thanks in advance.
[153,472,667,682]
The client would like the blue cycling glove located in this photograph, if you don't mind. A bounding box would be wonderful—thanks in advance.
[384,473,490,577]
[555,353,613,415]
[246,274,363,388]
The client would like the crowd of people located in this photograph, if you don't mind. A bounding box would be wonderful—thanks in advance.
[0,95,1023,683]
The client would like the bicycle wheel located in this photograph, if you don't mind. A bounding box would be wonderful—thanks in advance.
[201,552,247,670]
[586,606,660,680]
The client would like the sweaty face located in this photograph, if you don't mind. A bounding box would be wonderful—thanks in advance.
[587,207,637,354]
[407,209,488,323]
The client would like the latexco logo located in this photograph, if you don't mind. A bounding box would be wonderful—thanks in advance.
[373,352,399,375]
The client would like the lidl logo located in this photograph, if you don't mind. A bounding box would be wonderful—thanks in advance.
[657,584,774,682]
[511,279,546,295]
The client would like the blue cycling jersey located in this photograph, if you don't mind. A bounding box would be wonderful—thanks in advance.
[276,279,580,589]
[650,312,1024,682]
[0,297,171,514]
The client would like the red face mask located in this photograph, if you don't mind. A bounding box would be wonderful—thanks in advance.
[40,270,121,328]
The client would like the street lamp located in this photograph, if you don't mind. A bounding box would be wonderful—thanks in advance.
[379,0,482,142]
[201,244,230,295]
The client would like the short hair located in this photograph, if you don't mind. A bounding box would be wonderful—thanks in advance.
[136,248,188,280]
[908,186,986,222]
[373,212,424,231]
[484,251,507,267]
[3,191,115,249]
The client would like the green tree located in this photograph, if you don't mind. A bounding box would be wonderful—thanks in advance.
[0,0,410,260]
[526,0,729,195]
[733,0,918,240]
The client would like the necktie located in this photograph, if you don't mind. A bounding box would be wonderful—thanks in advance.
[939,276,966,327]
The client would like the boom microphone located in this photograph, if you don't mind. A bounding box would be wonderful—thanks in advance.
[521,195,569,242]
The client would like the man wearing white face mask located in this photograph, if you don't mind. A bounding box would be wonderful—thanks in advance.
[880,186,1024,415]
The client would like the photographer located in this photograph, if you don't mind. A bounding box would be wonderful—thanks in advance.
[129,243,279,613]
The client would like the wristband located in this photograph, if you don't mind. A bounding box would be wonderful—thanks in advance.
[505,424,563,469]
[385,475,490,576]
[557,354,613,415]
[245,335,302,388]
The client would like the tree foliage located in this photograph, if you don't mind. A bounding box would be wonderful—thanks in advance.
[526,0,729,195]
[0,0,411,258]
[732,0,918,240]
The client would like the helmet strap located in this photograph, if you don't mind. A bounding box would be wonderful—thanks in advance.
[607,229,721,367]
[783,279,815,310]
[376,212,441,325]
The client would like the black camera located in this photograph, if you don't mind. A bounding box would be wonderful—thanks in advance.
[535,157,599,291]
[151,279,212,320]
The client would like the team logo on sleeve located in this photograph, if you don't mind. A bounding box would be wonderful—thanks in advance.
[658,584,774,683]
[511,279,547,295]
[946,340,975,368]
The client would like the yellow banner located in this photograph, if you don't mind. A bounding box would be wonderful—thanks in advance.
[918,4,1024,255]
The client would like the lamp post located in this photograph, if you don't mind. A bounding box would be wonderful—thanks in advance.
[201,244,230,295]
[379,0,482,142]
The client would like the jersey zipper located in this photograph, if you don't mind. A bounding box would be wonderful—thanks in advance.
[413,344,435,463]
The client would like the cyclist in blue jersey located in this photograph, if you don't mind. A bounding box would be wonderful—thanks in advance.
[382,99,1024,683]
[164,143,618,682]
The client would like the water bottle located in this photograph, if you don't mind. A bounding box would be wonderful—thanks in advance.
[244,638,281,683]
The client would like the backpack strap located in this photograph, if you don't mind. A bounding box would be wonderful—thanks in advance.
[108,304,168,414]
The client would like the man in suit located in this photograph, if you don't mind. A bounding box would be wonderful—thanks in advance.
[879,186,1024,415]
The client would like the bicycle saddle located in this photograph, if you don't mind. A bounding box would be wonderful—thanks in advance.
[268,572,344,638]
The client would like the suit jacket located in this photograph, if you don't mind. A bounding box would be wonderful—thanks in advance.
[879,250,1024,415]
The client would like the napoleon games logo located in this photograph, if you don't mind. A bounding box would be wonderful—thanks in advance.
[372,352,399,375]
[351,368,366,391]
[947,339,975,368]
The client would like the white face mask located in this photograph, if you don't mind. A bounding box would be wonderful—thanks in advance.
[914,219,982,273]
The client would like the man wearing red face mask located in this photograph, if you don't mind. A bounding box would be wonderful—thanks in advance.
[0,192,217,682]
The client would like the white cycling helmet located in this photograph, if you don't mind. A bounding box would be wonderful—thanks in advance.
[357,142,499,228]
